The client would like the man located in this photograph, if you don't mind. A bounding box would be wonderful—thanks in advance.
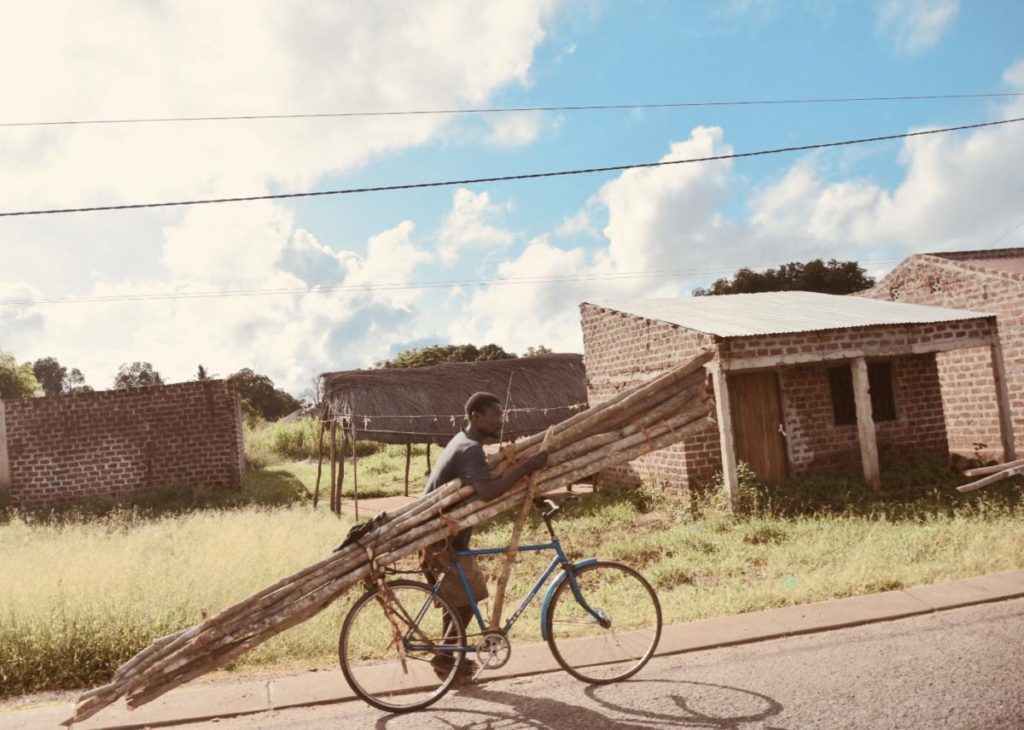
[420,391,548,677]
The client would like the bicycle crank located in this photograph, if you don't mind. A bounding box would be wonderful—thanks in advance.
[474,630,512,676]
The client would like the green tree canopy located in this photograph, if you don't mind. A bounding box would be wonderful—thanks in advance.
[30,357,92,396]
[692,259,875,297]
[114,361,164,390]
[227,368,301,421]
[375,343,518,369]
[0,351,41,398]
[32,357,67,397]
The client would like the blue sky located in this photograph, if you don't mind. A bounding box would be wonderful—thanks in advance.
[1,0,1023,395]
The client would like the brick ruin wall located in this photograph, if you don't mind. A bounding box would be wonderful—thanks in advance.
[0,380,245,510]
[861,255,1024,457]
[581,303,992,490]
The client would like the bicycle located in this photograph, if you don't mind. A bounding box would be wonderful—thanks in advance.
[338,493,663,712]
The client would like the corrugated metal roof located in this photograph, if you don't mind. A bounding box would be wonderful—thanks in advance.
[587,291,993,338]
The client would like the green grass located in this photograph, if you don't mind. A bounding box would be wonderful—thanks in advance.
[1,462,1022,699]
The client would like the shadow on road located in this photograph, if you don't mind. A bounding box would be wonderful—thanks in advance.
[372,679,785,729]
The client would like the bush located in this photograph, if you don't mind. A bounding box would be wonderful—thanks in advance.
[244,419,384,469]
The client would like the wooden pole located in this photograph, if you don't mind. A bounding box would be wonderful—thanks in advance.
[958,463,1024,492]
[351,421,359,521]
[990,339,1017,462]
[852,358,881,491]
[426,442,432,475]
[342,430,350,516]
[312,415,326,509]
[328,421,337,513]
[709,362,739,509]
[404,442,412,497]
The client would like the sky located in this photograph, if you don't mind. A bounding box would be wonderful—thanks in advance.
[1,0,1023,397]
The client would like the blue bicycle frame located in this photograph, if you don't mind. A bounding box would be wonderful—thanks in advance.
[418,529,607,650]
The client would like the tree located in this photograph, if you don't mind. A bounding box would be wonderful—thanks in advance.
[0,350,41,398]
[227,368,301,421]
[114,361,164,389]
[524,345,553,357]
[31,357,92,396]
[376,343,517,369]
[196,364,210,381]
[65,368,93,394]
[692,259,875,297]
[32,357,67,397]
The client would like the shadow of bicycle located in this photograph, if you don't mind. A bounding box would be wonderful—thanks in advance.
[372,679,785,729]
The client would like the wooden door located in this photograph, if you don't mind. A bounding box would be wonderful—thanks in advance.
[727,371,789,483]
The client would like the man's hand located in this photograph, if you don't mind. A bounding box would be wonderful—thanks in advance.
[523,450,548,473]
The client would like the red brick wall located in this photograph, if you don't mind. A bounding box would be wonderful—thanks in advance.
[1,380,244,510]
[580,303,720,490]
[780,354,948,474]
[861,254,1024,457]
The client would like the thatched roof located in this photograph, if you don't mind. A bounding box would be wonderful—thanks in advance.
[321,354,587,445]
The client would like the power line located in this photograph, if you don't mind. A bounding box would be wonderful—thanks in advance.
[0,261,901,308]
[2,116,1021,219]
[2,92,1021,129]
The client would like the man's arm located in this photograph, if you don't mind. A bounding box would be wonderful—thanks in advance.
[465,449,548,502]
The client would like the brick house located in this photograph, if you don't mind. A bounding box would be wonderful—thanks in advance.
[0,380,245,510]
[580,292,1014,502]
[860,248,1024,459]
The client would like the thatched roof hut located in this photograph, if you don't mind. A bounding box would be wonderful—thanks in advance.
[321,354,587,445]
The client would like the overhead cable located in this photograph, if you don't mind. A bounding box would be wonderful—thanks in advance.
[2,92,1021,128]
[1,116,1021,219]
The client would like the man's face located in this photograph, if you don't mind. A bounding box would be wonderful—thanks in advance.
[470,404,504,440]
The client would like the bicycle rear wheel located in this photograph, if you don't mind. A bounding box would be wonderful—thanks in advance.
[339,580,465,712]
[544,561,661,684]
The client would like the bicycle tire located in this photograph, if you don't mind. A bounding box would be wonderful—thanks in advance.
[544,561,661,684]
[339,579,466,712]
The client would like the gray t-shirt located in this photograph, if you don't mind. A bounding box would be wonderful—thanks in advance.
[424,429,492,549]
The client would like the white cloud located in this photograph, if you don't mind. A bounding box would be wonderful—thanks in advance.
[437,188,517,264]
[0,1,557,392]
[875,0,959,54]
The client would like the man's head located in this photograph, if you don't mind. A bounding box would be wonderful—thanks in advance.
[464,391,503,439]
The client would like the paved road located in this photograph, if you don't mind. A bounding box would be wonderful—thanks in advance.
[150,599,1024,729]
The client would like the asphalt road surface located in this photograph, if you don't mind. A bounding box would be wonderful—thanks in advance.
[184,598,1024,729]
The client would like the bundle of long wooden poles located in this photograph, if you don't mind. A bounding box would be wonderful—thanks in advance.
[66,351,714,725]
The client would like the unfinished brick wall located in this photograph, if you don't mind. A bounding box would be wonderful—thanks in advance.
[580,303,721,490]
[779,354,948,475]
[861,253,1024,456]
[0,380,244,510]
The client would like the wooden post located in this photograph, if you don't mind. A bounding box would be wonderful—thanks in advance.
[425,442,432,475]
[312,416,326,509]
[990,339,1017,462]
[852,357,881,491]
[328,421,337,513]
[351,422,360,521]
[404,442,412,497]
[336,433,346,515]
[709,363,739,510]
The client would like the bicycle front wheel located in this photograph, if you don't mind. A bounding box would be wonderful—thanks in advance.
[545,561,661,684]
[339,580,465,712]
